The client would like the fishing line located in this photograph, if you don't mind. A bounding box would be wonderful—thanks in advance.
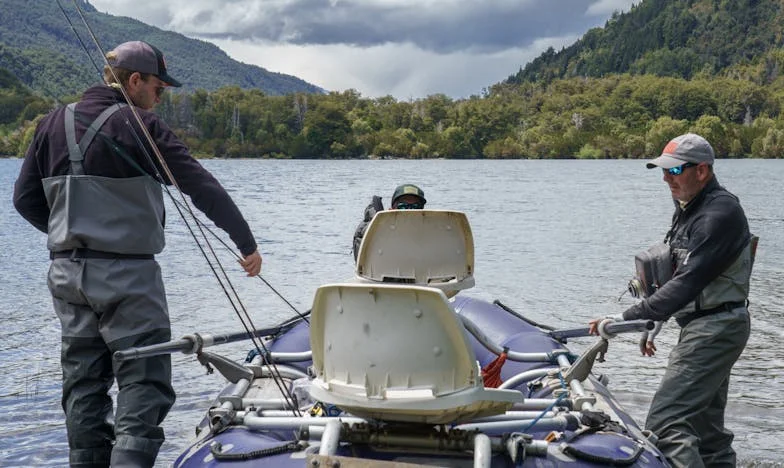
[163,201,310,324]
[56,0,301,413]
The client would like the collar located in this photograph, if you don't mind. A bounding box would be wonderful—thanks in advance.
[81,84,130,105]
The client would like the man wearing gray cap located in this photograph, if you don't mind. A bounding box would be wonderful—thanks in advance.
[14,41,262,467]
[589,133,754,467]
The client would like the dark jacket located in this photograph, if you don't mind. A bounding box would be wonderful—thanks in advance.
[623,176,750,322]
[13,85,257,256]
[352,195,384,260]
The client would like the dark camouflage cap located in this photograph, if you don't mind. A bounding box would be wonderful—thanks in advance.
[391,184,426,205]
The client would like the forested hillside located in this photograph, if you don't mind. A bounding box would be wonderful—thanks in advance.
[0,0,322,97]
[510,0,784,83]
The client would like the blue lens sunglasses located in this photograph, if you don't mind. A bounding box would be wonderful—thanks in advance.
[665,162,697,176]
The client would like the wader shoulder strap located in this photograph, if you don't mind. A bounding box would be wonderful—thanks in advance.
[64,103,128,175]
[64,103,83,175]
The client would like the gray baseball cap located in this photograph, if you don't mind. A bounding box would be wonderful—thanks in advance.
[646,133,714,169]
[107,41,182,87]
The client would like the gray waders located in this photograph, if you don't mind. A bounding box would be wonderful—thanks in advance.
[645,306,750,468]
[44,103,173,467]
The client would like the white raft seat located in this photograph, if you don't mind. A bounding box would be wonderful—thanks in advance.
[354,210,475,297]
[308,283,521,424]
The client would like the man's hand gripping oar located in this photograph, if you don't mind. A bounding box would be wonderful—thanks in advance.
[638,321,663,357]
[588,315,661,356]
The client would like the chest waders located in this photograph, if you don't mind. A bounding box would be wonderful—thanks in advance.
[638,187,754,467]
[44,102,175,468]
[43,102,166,256]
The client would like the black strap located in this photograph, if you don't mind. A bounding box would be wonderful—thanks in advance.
[675,301,747,327]
[50,248,153,260]
[64,103,128,175]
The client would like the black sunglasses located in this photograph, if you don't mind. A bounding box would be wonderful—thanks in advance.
[664,162,697,176]
[395,202,424,210]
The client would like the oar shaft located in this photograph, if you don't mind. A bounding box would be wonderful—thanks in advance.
[550,319,653,340]
[113,325,299,362]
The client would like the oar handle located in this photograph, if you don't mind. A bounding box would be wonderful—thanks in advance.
[113,320,307,362]
[550,319,654,341]
[114,337,196,362]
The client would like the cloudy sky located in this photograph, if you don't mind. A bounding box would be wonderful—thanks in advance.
[89,0,639,100]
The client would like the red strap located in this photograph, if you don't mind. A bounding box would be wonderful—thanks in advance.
[481,350,508,388]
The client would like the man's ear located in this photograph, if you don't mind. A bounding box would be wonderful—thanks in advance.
[127,71,142,88]
[697,163,712,181]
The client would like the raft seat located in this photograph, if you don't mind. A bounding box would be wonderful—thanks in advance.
[308,283,521,424]
[354,210,475,297]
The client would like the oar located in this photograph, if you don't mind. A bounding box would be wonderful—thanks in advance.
[549,319,654,341]
[114,318,307,362]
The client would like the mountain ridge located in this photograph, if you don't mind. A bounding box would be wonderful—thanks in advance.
[509,0,784,85]
[0,0,323,98]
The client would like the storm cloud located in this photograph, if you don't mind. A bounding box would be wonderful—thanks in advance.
[90,0,638,98]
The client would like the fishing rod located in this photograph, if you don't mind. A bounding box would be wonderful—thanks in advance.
[56,0,301,412]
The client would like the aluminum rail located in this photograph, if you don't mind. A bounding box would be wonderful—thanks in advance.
[242,415,368,431]
[511,399,567,411]
[248,364,308,380]
[459,315,570,362]
[556,354,595,411]
[454,414,580,433]
[498,368,552,390]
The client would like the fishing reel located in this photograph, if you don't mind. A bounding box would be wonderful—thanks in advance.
[626,277,648,299]
[626,243,673,299]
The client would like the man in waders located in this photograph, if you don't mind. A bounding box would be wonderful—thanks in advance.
[352,183,427,260]
[589,133,753,467]
[13,41,262,467]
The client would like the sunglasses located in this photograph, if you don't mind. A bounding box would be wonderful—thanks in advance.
[155,86,167,98]
[664,162,697,176]
[395,202,424,210]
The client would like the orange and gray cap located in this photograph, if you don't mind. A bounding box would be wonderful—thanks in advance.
[107,41,182,87]
[646,133,714,169]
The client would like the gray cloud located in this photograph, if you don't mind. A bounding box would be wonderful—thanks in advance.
[89,0,637,98]
[92,0,637,54]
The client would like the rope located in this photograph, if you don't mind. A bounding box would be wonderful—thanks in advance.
[481,347,508,388]
[210,441,302,461]
[521,393,567,433]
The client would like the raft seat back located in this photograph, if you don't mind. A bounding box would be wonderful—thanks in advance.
[355,210,475,297]
[308,283,521,424]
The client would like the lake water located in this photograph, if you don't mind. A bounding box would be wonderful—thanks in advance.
[1,158,782,467]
